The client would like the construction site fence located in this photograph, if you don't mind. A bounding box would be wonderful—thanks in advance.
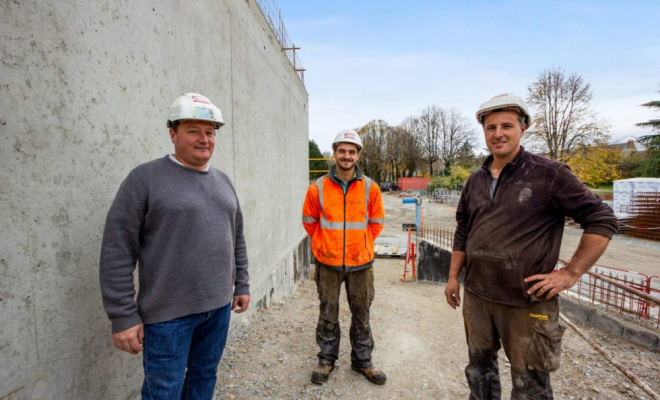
[555,260,660,330]
[417,226,660,329]
[419,226,455,249]
[428,188,461,207]
[398,190,425,198]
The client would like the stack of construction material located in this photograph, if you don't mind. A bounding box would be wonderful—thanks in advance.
[613,178,660,214]
[625,192,660,242]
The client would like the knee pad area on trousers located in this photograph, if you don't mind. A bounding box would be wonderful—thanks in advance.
[467,347,499,365]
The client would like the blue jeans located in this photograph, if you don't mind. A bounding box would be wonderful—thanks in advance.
[141,303,231,400]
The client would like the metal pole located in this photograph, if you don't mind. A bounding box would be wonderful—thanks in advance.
[558,258,660,306]
[560,313,660,400]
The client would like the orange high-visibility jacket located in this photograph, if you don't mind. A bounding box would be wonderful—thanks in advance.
[302,168,385,270]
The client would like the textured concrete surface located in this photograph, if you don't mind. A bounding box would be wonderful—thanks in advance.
[0,1,309,398]
[559,295,660,352]
[417,240,463,283]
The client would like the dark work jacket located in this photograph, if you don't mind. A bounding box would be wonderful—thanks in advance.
[452,147,617,307]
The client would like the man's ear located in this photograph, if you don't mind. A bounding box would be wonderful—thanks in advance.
[169,128,176,143]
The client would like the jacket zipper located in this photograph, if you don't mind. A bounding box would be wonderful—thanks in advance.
[490,164,510,208]
[342,189,347,271]
[336,174,357,271]
[490,175,498,208]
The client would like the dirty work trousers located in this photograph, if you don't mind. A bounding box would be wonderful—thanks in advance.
[315,262,375,368]
[462,290,566,400]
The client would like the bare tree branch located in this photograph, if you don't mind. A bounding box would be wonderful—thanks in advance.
[525,67,608,161]
[357,120,389,182]
[437,108,477,170]
[400,118,423,177]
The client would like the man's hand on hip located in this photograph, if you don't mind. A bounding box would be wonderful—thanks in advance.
[444,278,461,309]
[112,323,144,355]
[525,269,580,299]
[232,294,250,313]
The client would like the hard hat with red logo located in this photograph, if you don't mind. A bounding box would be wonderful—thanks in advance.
[332,129,363,151]
[167,93,224,129]
[476,94,532,128]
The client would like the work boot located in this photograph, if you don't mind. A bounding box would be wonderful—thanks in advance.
[311,363,335,384]
[351,365,387,385]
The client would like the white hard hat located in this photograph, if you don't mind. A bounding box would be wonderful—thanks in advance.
[332,129,363,151]
[167,93,224,129]
[476,94,532,128]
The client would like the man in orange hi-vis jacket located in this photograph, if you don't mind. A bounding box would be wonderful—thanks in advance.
[302,129,386,386]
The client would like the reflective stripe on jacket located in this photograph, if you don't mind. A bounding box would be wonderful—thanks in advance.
[302,168,385,269]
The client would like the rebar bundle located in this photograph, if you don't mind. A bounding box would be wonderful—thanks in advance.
[624,192,660,242]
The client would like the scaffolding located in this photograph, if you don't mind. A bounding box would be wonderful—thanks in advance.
[254,0,306,85]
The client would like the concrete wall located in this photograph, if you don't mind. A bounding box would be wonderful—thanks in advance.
[0,1,309,399]
[417,240,463,284]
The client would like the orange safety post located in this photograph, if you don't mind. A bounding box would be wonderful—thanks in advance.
[402,228,413,282]
[420,207,424,237]
[411,242,416,278]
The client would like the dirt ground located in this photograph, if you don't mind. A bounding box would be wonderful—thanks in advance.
[214,193,660,400]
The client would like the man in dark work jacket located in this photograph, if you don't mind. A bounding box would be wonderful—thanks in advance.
[443,94,617,400]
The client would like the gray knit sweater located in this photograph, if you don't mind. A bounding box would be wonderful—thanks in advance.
[99,156,249,333]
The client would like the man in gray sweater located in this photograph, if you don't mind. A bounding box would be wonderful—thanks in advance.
[99,93,249,400]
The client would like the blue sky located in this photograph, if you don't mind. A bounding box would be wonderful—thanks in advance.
[275,0,660,153]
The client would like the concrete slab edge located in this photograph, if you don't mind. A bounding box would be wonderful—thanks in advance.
[559,295,660,352]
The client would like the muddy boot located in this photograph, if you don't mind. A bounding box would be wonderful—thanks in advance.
[311,363,335,384]
[351,365,387,385]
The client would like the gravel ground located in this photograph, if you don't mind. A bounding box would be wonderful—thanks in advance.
[212,193,660,400]
[213,263,660,400]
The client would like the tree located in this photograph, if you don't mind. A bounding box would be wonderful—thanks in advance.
[385,125,405,182]
[630,135,660,177]
[309,140,327,180]
[567,143,621,188]
[400,118,423,177]
[633,87,660,176]
[322,151,335,171]
[427,165,472,192]
[357,120,389,183]
[437,108,476,171]
[406,106,476,177]
[636,88,660,133]
[414,106,442,176]
[453,140,480,169]
[526,67,607,162]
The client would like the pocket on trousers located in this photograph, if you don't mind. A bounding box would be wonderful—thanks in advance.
[524,322,566,372]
